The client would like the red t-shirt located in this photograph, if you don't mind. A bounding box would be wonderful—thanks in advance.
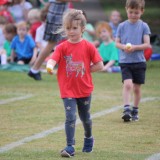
[51,39,102,98]
[0,10,14,23]
[29,21,42,40]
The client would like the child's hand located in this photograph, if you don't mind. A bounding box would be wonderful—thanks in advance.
[46,63,53,74]
[124,43,133,53]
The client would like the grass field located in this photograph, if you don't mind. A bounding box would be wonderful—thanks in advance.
[0,61,160,160]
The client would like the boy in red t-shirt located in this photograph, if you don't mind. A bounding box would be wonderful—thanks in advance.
[46,9,103,157]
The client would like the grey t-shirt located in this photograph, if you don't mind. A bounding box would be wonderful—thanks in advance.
[116,20,151,63]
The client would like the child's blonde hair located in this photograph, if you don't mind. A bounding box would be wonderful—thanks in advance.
[16,21,28,30]
[126,0,145,10]
[95,21,112,38]
[28,8,40,22]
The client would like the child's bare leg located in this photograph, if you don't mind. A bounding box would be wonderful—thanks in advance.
[123,79,133,106]
[133,84,141,107]
[122,79,133,122]
[32,41,56,70]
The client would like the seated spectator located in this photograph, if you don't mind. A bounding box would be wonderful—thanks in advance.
[0,1,14,23]
[0,23,17,65]
[28,8,42,41]
[95,21,120,73]
[10,21,37,65]
[8,0,32,23]
[109,10,121,40]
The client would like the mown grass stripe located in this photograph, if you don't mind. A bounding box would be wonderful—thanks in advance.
[146,153,160,160]
[0,95,34,105]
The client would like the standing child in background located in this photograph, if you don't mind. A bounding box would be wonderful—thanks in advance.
[10,21,37,65]
[115,0,151,122]
[109,10,121,40]
[0,23,17,65]
[28,8,42,41]
[96,21,120,72]
[46,9,103,157]
[28,0,84,81]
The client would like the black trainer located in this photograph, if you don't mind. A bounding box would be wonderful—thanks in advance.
[131,109,139,121]
[28,70,42,80]
[122,108,132,122]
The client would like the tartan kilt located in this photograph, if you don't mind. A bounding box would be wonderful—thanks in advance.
[43,2,68,42]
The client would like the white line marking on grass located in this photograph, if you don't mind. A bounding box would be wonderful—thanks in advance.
[0,95,34,105]
[0,97,159,153]
[146,153,160,160]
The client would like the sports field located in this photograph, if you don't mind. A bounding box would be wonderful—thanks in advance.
[0,61,160,160]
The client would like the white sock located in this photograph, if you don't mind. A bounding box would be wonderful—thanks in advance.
[85,136,93,139]
[31,68,39,74]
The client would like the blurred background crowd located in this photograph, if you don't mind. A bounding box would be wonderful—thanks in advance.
[0,0,159,72]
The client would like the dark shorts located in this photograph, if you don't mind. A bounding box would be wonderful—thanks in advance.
[120,62,146,84]
[43,2,68,42]
[16,57,31,64]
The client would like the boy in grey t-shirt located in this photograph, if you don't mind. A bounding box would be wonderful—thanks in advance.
[115,0,151,122]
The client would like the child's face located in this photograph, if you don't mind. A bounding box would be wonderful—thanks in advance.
[126,7,144,23]
[29,17,38,24]
[17,27,27,38]
[65,20,84,43]
[110,11,121,25]
[99,28,111,42]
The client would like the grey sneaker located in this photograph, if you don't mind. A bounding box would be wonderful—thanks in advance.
[122,108,132,122]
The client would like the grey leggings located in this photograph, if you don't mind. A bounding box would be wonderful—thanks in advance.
[62,95,92,146]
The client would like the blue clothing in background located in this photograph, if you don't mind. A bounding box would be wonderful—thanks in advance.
[116,20,151,63]
[11,35,36,60]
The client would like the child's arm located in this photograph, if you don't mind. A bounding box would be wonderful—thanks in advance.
[132,35,150,51]
[10,49,15,63]
[115,37,125,50]
[46,59,57,74]
[90,61,103,72]
[103,60,115,71]
[29,47,38,66]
